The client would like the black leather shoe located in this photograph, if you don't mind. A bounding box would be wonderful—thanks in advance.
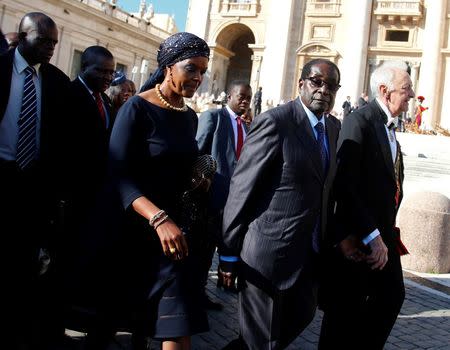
[203,295,223,311]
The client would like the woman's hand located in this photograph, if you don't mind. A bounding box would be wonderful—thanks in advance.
[155,217,189,260]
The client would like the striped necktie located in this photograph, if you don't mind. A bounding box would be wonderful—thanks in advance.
[16,66,38,169]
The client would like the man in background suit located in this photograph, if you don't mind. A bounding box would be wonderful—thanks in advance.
[65,46,115,236]
[219,59,341,349]
[342,95,352,118]
[319,63,414,350]
[358,91,369,108]
[253,86,262,116]
[64,46,115,349]
[196,80,252,310]
[0,12,70,349]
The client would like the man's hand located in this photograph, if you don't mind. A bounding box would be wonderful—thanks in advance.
[366,235,388,270]
[338,235,367,262]
[217,260,239,292]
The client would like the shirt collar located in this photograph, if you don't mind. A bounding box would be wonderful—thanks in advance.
[375,98,398,128]
[225,105,239,120]
[300,98,326,131]
[14,48,41,75]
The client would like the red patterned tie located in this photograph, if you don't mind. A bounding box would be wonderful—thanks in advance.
[236,116,244,159]
[94,92,106,127]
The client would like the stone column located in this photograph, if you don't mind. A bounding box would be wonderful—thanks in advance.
[337,0,372,105]
[249,45,264,94]
[409,62,420,120]
[185,0,212,39]
[206,45,233,94]
[259,0,295,105]
[419,0,446,129]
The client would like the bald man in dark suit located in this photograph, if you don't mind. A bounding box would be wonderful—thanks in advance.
[0,12,70,349]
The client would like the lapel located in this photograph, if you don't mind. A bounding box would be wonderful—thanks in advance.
[221,107,238,158]
[292,98,324,181]
[325,116,338,180]
[0,50,15,121]
[370,101,396,181]
[73,77,107,130]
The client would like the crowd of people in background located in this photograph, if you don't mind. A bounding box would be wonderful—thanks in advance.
[2,10,416,350]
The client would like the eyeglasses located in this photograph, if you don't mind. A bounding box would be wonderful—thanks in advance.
[304,77,341,92]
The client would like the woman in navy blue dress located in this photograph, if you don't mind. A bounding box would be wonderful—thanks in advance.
[108,33,210,350]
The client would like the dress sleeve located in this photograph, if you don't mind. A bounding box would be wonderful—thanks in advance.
[109,98,147,209]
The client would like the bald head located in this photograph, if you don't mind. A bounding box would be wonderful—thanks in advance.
[19,12,56,33]
[18,12,58,65]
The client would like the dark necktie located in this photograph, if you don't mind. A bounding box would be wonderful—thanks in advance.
[16,66,37,169]
[236,116,244,159]
[315,122,329,173]
[94,92,106,127]
[312,121,328,252]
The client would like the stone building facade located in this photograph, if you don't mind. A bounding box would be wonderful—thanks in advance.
[186,0,450,129]
[0,0,177,89]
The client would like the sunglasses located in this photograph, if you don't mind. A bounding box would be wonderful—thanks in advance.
[304,77,341,92]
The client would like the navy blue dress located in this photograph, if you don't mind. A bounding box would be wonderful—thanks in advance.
[108,95,209,338]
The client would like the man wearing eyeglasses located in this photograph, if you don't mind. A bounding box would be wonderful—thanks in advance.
[319,62,414,349]
[219,59,341,349]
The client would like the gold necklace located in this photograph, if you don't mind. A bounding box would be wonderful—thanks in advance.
[155,84,188,112]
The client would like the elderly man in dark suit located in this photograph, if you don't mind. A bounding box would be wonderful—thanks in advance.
[219,59,341,349]
[319,63,415,350]
[0,12,70,349]
[196,80,252,310]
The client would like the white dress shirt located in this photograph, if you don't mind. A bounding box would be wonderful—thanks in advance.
[226,105,247,151]
[0,49,41,161]
[361,99,399,245]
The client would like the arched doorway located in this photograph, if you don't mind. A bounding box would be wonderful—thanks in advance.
[214,23,255,92]
[294,43,340,99]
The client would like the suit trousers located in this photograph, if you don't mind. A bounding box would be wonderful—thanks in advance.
[239,262,319,350]
[319,248,405,350]
[0,161,64,349]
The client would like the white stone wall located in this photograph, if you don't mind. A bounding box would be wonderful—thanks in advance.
[186,0,450,129]
[0,0,173,90]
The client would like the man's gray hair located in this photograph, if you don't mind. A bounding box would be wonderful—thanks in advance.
[370,61,408,98]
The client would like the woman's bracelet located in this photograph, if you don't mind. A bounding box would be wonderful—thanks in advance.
[153,214,169,230]
[149,209,166,227]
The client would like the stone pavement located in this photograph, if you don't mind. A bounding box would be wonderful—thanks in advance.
[64,255,450,350]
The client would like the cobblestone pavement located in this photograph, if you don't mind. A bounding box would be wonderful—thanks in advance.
[65,255,450,350]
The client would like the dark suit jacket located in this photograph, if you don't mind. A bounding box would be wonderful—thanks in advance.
[0,49,70,261]
[66,77,114,210]
[196,107,248,212]
[222,97,339,290]
[327,113,341,130]
[0,49,70,213]
[333,99,404,248]
[0,49,70,169]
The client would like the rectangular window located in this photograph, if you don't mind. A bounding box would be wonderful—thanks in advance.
[385,30,409,42]
[70,50,83,80]
[116,63,127,75]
